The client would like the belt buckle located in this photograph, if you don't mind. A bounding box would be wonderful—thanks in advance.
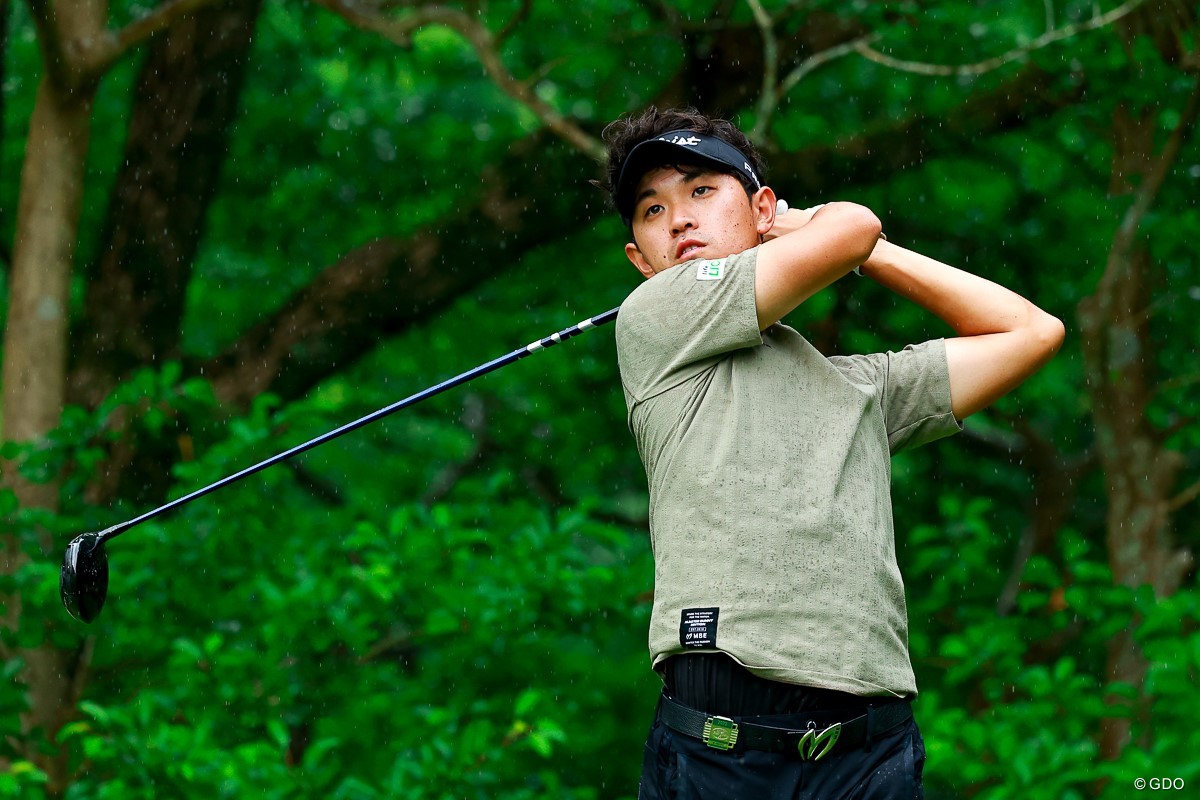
[701,715,739,751]
[797,721,841,761]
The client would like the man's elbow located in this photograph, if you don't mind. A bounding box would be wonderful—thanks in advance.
[827,202,883,264]
[1028,308,1066,361]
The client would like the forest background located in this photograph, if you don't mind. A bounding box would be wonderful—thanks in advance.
[1,0,1198,797]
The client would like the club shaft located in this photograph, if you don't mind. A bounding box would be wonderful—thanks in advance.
[97,307,620,543]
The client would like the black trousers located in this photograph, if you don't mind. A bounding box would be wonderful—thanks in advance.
[637,695,926,800]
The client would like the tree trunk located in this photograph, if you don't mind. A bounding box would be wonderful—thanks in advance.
[1077,88,1199,760]
[69,0,265,411]
[3,0,118,786]
[2,76,93,498]
[0,2,8,247]
[66,0,264,510]
[1077,3,1199,760]
[0,74,96,795]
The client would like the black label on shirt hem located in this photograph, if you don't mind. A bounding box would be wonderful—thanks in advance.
[680,607,719,648]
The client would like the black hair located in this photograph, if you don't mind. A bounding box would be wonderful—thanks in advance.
[601,107,766,212]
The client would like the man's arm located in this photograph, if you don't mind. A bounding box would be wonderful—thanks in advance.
[859,240,1065,420]
[755,202,881,331]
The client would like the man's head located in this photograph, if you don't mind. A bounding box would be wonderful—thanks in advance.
[602,107,775,278]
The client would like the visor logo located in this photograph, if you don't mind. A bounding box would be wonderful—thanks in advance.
[658,134,703,146]
[743,162,761,187]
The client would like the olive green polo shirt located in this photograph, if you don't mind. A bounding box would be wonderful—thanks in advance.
[616,246,961,697]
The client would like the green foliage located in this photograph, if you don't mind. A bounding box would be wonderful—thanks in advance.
[3,0,1199,796]
[45,495,651,798]
[3,365,653,796]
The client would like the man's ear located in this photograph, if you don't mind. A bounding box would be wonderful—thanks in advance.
[625,241,656,280]
[753,186,778,236]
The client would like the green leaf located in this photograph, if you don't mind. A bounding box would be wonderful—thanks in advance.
[515,689,540,717]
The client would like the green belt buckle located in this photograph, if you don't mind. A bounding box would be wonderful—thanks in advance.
[797,721,842,761]
[702,716,739,751]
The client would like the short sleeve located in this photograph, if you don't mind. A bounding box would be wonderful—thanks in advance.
[616,248,762,404]
[831,339,962,453]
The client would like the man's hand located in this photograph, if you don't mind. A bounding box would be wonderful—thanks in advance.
[754,201,881,330]
[763,201,825,242]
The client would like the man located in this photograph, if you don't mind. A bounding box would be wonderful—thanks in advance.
[603,107,1064,798]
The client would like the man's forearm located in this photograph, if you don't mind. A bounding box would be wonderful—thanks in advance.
[859,239,1065,419]
[860,240,1051,336]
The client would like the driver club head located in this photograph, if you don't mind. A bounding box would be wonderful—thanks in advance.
[61,532,109,624]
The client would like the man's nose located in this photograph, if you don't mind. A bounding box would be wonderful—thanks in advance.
[670,206,695,235]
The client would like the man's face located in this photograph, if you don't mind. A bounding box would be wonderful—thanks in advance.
[624,166,774,279]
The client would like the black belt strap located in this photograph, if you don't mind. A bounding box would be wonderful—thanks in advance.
[659,694,912,760]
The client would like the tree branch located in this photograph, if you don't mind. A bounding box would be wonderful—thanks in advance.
[643,8,874,115]
[855,0,1148,77]
[358,627,416,665]
[770,65,1084,193]
[1168,479,1200,513]
[957,420,1028,458]
[495,0,531,44]
[70,0,232,88]
[67,637,96,710]
[1153,370,1200,397]
[1111,76,1200,259]
[420,394,490,505]
[778,35,875,96]
[311,0,603,159]
[1085,76,1200,345]
[197,62,1089,407]
[630,0,682,33]
[24,0,71,88]
[994,420,1093,617]
[1161,413,1199,440]
[197,131,602,406]
[744,0,778,144]
[308,0,450,45]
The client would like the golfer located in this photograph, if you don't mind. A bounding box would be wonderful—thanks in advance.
[604,107,1064,798]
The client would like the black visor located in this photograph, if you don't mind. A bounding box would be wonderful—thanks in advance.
[615,130,761,226]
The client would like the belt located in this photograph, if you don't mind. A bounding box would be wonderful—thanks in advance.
[658,694,912,760]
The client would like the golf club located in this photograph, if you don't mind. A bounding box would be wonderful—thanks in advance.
[60,307,620,624]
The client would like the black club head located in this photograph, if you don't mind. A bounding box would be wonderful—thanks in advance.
[61,532,109,624]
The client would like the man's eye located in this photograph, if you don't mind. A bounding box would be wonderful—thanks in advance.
[645,204,664,217]
[694,186,713,197]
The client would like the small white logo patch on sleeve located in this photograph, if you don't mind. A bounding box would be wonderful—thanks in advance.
[696,259,726,281]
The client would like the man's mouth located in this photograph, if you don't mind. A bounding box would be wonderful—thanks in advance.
[676,239,705,260]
